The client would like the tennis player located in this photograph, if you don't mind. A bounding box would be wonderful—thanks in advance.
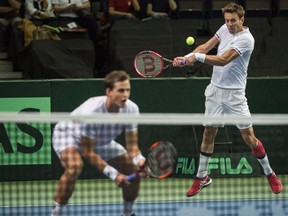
[51,70,145,216]
[173,3,282,196]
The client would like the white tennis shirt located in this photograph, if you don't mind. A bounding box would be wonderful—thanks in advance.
[211,24,255,90]
[53,96,139,147]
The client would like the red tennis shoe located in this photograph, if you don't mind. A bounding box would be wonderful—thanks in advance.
[186,175,212,197]
[267,172,282,194]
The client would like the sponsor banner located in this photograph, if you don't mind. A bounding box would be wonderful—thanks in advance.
[0,98,51,165]
[175,152,261,178]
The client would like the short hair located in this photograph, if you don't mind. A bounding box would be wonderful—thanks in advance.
[104,70,130,90]
[222,3,245,18]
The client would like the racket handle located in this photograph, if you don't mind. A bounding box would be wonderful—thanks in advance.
[180,59,185,65]
[127,173,138,181]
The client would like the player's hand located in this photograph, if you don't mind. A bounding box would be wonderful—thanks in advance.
[137,163,148,178]
[173,56,194,66]
[185,55,196,65]
[173,57,186,66]
[133,155,147,177]
[137,158,145,168]
[114,174,130,187]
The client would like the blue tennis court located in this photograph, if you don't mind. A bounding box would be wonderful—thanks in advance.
[1,177,287,216]
[1,199,288,216]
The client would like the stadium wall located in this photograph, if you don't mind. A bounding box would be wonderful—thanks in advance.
[0,77,287,181]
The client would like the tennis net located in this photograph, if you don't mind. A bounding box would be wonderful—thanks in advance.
[0,112,287,216]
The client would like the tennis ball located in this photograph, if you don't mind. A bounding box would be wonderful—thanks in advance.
[186,36,195,46]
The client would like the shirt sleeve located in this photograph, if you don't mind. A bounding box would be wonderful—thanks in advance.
[125,102,139,132]
[231,34,254,57]
[215,24,226,41]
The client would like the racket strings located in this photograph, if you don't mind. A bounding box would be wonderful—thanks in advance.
[147,142,178,178]
[135,53,163,77]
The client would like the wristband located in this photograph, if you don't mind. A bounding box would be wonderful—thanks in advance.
[184,52,194,58]
[195,53,206,63]
[133,154,146,166]
[103,165,119,181]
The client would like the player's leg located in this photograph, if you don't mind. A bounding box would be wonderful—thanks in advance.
[226,88,282,194]
[51,147,84,216]
[95,141,139,216]
[186,84,222,197]
[108,153,140,216]
[240,127,282,194]
[186,126,216,197]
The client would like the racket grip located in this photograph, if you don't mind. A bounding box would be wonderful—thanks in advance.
[180,59,185,65]
[127,173,138,181]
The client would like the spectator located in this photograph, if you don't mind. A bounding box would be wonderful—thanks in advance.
[146,0,177,20]
[0,0,22,51]
[51,0,100,45]
[25,0,55,21]
[108,0,140,25]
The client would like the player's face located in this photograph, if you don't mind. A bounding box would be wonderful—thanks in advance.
[106,80,131,111]
[224,12,244,34]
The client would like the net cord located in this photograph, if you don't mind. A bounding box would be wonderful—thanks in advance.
[0,112,287,125]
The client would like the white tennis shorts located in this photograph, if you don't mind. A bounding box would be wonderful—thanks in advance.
[203,83,252,129]
[52,128,127,161]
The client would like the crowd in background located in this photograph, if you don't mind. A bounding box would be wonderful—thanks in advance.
[0,0,178,62]
[0,0,287,78]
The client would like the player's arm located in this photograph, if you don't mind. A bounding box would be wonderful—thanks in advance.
[178,36,239,66]
[173,36,219,66]
[125,129,145,168]
[81,137,107,170]
[81,137,130,187]
[200,48,239,66]
[193,36,219,54]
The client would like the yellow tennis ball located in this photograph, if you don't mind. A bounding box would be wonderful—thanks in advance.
[186,36,195,46]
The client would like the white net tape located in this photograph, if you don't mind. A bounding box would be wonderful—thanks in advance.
[0,112,288,125]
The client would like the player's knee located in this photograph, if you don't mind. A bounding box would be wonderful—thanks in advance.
[240,128,257,148]
[243,135,257,148]
[65,161,84,178]
[123,184,140,201]
[202,127,218,143]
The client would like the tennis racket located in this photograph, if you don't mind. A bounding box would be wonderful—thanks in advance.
[127,141,178,181]
[134,50,176,78]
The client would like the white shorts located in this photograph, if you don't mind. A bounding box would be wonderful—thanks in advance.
[52,128,127,161]
[203,83,252,129]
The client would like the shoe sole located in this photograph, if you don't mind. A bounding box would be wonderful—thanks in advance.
[186,178,213,197]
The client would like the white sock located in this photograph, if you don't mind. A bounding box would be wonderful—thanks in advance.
[122,201,134,216]
[196,154,210,178]
[51,201,64,216]
[257,155,273,176]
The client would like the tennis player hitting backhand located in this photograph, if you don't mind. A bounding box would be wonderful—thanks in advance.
[51,71,145,216]
[173,3,282,196]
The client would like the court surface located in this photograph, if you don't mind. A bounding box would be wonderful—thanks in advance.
[1,176,287,216]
